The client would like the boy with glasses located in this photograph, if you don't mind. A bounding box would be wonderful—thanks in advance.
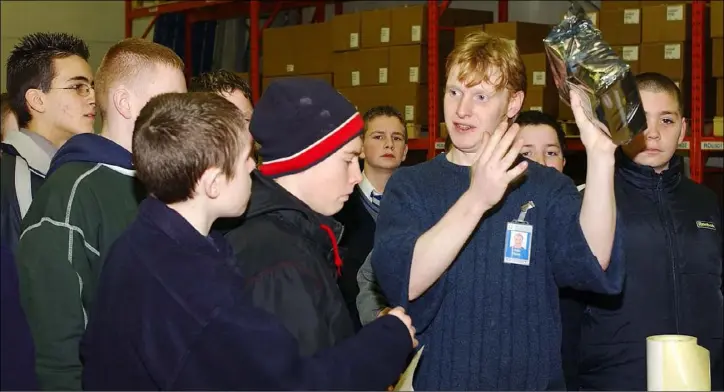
[15,38,186,390]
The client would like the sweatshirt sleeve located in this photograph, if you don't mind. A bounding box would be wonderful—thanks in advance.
[356,251,390,326]
[546,178,625,294]
[372,170,446,332]
[16,220,93,391]
[174,308,414,391]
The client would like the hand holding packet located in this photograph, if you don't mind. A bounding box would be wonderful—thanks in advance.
[544,1,647,145]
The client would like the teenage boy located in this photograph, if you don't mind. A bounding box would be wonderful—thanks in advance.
[225,78,363,356]
[189,70,259,166]
[1,32,94,256]
[189,69,253,121]
[515,110,568,172]
[560,72,723,391]
[81,92,417,390]
[336,105,408,329]
[371,31,625,390]
[15,38,186,391]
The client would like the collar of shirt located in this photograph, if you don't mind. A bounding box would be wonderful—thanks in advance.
[359,171,383,205]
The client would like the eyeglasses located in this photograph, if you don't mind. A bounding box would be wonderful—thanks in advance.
[50,84,93,97]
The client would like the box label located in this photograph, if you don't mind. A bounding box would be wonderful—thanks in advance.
[349,33,359,49]
[623,9,640,25]
[677,141,689,150]
[531,106,543,112]
[533,71,546,86]
[435,141,446,150]
[378,67,388,84]
[702,141,724,151]
[409,67,419,83]
[286,64,295,73]
[666,5,684,21]
[351,71,360,86]
[411,25,422,42]
[664,44,681,60]
[623,46,639,61]
[380,27,390,43]
[404,105,415,121]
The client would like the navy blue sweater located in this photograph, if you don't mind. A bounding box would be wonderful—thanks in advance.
[372,154,625,390]
[1,244,38,391]
[81,198,413,390]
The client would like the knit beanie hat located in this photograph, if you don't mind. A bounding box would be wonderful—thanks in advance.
[252,77,364,178]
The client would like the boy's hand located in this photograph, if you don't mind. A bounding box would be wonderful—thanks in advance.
[387,307,419,348]
[570,89,617,159]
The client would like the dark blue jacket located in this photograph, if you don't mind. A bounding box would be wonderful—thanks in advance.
[81,198,413,390]
[560,153,723,391]
[1,244,38,390]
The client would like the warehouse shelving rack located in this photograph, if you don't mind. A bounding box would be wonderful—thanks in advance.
[124,0,343,103]
[405,0,722,182]
[125,0,720,181]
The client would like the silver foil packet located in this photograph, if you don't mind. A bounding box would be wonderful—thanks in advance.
[543,1,646,145]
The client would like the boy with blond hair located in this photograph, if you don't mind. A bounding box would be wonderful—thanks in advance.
[371,31,625,390]
[15,38,186,390]
[81,92,417,390]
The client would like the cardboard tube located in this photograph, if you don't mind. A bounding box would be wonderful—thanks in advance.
[647,334,711,391]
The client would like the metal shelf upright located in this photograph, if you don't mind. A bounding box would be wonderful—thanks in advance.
[124,0,343,103]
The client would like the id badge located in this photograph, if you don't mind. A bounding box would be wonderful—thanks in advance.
[504,201,535,266]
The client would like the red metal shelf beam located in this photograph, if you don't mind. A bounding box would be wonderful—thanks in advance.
[689,0,706,183]
[124,0,341,100]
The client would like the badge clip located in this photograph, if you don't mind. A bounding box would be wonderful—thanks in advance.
[515,201,535,223]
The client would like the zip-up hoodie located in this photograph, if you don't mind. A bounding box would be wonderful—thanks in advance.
[15,133,143,391]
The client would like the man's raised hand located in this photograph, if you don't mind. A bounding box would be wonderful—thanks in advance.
[468,120,528,211]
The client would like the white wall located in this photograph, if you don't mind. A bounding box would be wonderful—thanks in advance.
[0,0,154,91]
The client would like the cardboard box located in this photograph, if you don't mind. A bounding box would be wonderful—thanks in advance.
[455,25,485,46]
[642,4,691,43]
[485,22,552,54]
[558,103,574,121]
[523,86,560,117]
[263,22,333,77]
[332,12,361,52]
[599,8,642,45]
[612,45,641,74]
[338,85,428,124]
[389,45,430,85]
[713,38,723,78]
[599,1,640,10]
[712,0,723,38]
[361,8,392,48]
[639,42,689,80]
[716,78,723,117]
[262,73,333,92]
[521,53,553,89]
[389,5,494,46]
[332,48,389,88]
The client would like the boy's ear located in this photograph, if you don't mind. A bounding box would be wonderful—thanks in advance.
[200,167,224,199]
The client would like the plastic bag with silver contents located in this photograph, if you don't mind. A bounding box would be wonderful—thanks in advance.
[544,1,647,145]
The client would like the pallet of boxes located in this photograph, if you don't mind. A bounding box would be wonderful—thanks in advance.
[330,5,494,141]
[261,5,493,143]
[595,0,719,124]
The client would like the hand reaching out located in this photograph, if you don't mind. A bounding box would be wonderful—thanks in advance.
[387,307,419,348]
[468,121,528,211]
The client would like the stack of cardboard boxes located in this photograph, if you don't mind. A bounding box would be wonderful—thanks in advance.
[260,5,492,139]
[595,0,722,119]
